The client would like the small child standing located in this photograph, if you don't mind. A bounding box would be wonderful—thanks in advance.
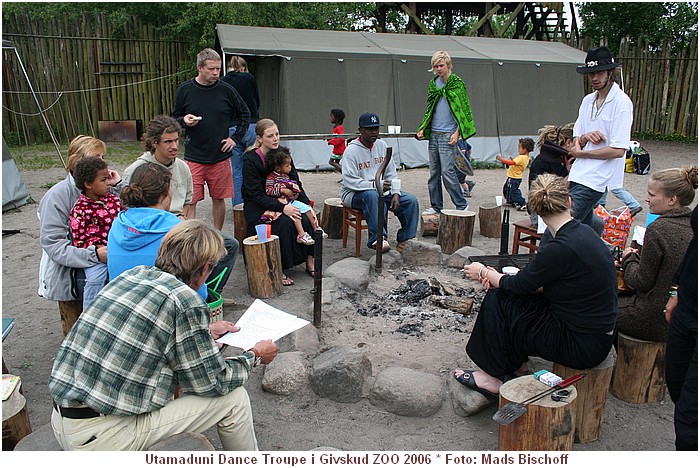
[261,146,326,245]
[496,137,534,211]
[327,108,346,175]
[69,156,121,309]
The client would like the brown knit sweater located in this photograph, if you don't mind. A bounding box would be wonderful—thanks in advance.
[617,207,693,342]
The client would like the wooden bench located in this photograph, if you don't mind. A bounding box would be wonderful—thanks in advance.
[512,219,542,254]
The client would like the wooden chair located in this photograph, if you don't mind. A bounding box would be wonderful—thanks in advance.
[512,219,543,254]
[342,206,368,256]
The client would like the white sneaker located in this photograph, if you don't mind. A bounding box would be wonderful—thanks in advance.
[371,239,391,253]
[422,207,438,215]
[458,205,470,211]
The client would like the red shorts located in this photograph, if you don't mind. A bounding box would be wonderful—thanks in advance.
[187,159,234,203]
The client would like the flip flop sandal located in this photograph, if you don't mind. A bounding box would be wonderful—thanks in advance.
[282,275,294,286]
[453,369,499,400]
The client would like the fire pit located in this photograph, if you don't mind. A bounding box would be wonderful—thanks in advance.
[351,272,485,338]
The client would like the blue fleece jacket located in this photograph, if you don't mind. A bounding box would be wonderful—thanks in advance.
[107,207,208,299]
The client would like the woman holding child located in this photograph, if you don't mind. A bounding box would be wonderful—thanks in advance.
[457,174,617,401]
[242,119,315,285]
[38,135,122,335]
[616,166,697,342]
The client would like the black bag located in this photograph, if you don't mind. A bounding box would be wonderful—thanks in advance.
[633,150,650,175]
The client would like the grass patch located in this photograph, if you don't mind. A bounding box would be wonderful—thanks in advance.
[9,141,145,171]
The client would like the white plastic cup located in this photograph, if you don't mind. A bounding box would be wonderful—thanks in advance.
[496,196,503,206]
[391,178,401,192]
[395,126,401,133]
[502,266,519,276]
[388,125,397,134]
[255,224,268,242]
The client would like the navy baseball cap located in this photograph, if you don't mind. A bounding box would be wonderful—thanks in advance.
[358,112,382,128]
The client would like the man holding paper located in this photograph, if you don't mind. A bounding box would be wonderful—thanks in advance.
[49,219,277,451]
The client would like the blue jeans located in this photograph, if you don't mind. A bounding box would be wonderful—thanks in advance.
[598,187,642,210]
[230,123,257,206]
[83,262,108,310]
[503,177,526,206]
[569,181,604,230]
[350,190,419,247]
[427,132,468,211]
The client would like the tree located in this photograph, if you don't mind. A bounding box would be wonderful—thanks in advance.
[578,2,698,53]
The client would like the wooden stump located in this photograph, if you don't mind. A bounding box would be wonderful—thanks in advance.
[242,235,283,299]
[553,348,615,443]
[58,300,82,336]
[478,205,502,238]
[233,203,247,247]
[2,377,32,451]
[420,213,439,237]
[320,198,344,239]
[611,333,666,403]
[498,376,577,451]
[437,210,475,254]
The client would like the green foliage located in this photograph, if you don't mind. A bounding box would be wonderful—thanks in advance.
[632,131,697,144]
[578,2,698,53]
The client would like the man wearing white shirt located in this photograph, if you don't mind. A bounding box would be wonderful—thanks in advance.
[568,46,634,231]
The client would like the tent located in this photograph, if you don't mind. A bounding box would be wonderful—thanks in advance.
[2,136,30,211]
[215,25,587,170]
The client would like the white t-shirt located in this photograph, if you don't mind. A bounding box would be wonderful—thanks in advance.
[570,82,633,192]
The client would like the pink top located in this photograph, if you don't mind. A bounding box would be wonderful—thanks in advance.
[69,193,121,248]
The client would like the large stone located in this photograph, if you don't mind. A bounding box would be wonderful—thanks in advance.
[400,240,443,267]
[446,246,486,269]
[369,367,443,417]
[370,249,403,272]
[448,373,497,417]
[311,346,371,403]
[326,258,371,291]
[262,351,310,396]
[279,323,320,356]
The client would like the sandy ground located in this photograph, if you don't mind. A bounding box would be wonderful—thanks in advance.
[1,139,697,453]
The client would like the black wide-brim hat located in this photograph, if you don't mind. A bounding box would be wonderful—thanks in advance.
[576,46,622,74]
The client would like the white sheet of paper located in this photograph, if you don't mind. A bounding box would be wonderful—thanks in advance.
[215,299,309,350]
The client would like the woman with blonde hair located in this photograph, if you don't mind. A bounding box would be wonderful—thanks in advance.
[456,174,617,401]
[38,135,122,335]
[241,119,315,285]
[617,166,698,342]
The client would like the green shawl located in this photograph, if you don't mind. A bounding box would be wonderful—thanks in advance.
[417,73,476,140]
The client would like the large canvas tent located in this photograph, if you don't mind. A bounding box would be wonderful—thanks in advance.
[215,25,586,170]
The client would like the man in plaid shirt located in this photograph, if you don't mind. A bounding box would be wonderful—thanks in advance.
[49,219,277,451]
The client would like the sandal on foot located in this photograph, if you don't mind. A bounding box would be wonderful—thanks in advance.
[296,233,315,245]
[282,275,294,286]
[453,369,499,400]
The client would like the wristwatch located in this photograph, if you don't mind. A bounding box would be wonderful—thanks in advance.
[249,348,262,367]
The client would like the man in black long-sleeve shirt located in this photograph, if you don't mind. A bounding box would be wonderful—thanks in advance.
[173,48,250,230]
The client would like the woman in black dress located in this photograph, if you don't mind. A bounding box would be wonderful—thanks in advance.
[457,174,617,400]
[241,118,314,285]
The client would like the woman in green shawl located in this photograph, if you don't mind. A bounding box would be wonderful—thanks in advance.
[416,51,476,215]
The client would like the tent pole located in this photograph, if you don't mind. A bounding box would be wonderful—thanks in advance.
[13,48,65,168]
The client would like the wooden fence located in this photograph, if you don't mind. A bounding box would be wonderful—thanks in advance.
[618,38,698,139]
[2,12,190,146]
[2,13,698,146]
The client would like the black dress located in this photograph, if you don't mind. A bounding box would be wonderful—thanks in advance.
[241,149,314,269]
[466,219,617,379]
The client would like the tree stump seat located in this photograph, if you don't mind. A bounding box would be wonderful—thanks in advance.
[242,235,283,299]
[611,332,666,404]
[553,348,616,443]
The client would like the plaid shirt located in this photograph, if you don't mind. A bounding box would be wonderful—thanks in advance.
[49,266,255,416]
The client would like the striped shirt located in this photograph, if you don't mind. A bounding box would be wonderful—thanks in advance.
[49,265,255,416]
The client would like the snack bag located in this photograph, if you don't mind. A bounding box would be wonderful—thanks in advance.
[594,205,633,249]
